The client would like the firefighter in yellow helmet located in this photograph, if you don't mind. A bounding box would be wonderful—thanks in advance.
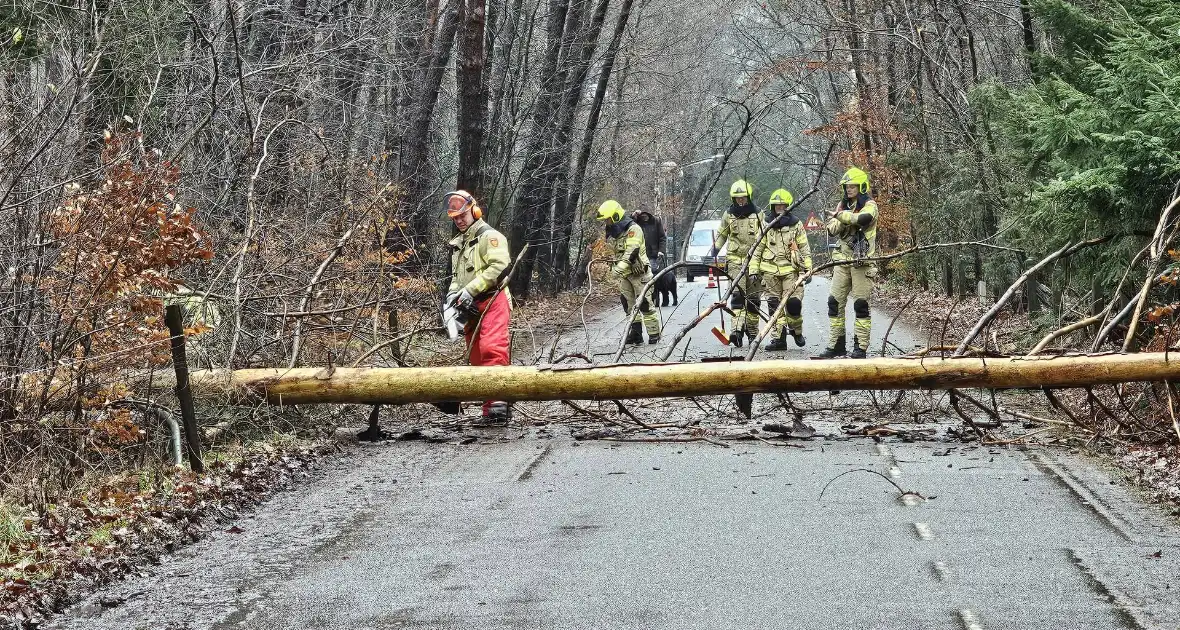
[597,199,661,345]
[753,188,812,351]
[818,167,878,359]
[708,179,764,347]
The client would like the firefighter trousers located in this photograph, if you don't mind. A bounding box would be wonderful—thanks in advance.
[827,263,872,350]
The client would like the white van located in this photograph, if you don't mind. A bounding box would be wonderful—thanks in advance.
[683,220,726,282]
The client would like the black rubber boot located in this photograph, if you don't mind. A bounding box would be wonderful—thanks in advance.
[478,402,512,426]
[816,336,847,359]
[746,329,757,345]
[626,322,644,345]
[647,332,660,345]
[849,338,867,359]
[766,330,788,351]
[790,328,806,347]
[728,329,744,348]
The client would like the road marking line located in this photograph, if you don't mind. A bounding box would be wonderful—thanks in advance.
[877,443,903,478]
[1026,451,1138,543]
[958,609,984,630]
[913,522,933,540]
[900,493,922,506]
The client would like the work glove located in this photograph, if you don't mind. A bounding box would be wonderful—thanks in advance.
[748,273,761,287]
[457,288,475,308]
[445,291,459,307]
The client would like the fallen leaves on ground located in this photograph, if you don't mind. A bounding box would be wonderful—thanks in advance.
[0,444,327,628]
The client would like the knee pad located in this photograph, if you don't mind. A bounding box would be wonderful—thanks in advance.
[853,298,870,319]
[745,297,759,311]
[827,295,840,317]
[729,293,745,310]
[639,298,653,314]
[786,297,802,316]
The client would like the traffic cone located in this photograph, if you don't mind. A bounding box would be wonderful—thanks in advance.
[706,268,717,289]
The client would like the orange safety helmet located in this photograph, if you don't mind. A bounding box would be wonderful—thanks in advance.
[444,190,483,220]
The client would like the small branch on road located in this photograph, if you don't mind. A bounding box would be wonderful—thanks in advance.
[1041,388,1083,426]
[948,390,988,440]
[997,406,1070,427]
[818,468,927,502]
[562,400,630,429]
[981,426,1056,446]
[1027,313,1105,356]
[949,388,1000,421]
[613,399,653,429]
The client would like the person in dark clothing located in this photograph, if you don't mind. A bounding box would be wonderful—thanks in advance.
[632,209,676,306]
[632,209,667,262]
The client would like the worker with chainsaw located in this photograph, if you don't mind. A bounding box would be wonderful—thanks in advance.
[753,188,812,351]
[597,199,661,345]
[444,190,513,423]
[818,167,879,359]
[709,179,764,347]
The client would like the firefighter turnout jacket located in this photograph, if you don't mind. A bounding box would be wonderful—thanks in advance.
[606,217,651,277]
[448,218,513,300]
[826,193,879,263]
[754,211,812,275]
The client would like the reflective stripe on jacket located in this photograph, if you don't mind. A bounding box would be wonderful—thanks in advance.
[608,222,650,277]
[754,219,812,275]
[714,209,764,270]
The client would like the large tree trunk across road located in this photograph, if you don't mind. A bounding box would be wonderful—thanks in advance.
[172,353,1180,405]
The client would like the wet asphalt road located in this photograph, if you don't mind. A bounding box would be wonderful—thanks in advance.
[52,439,1180,629]
[50,277,1180,630]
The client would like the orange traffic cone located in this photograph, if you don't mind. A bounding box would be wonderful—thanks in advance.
[706,268,717,289]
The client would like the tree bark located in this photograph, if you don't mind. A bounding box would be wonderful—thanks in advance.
[507,0,572,299]
[456,0,489,195]
[398,1,463,241]
[164,353,1180,405]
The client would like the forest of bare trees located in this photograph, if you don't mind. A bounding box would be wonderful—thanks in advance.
[2,1,1180,614]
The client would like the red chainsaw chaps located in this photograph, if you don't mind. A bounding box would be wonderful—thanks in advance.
[464,291,510,414]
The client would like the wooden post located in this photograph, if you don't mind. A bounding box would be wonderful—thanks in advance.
[165,304,204,473]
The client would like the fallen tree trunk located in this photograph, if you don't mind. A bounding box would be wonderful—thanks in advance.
[171,352,1180,405]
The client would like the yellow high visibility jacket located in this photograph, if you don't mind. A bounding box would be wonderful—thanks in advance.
[754,214,812,275]
[606,219,650,277]
[448,219,513,299]
[714,207,763,269]
[826,195,878,262]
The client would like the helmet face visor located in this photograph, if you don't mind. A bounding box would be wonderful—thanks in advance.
[444,191,474,217]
